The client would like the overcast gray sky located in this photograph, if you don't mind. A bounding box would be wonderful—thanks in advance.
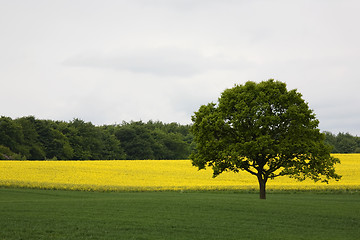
[1,0,359,135]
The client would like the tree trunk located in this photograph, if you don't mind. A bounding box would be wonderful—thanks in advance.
[257,175,267,200]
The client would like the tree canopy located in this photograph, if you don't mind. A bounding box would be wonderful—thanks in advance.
[324,132,360,153]
[0,117,193,160]
[191,80,341,199]
[1,108,359,163]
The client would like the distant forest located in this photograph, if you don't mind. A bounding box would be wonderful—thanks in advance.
[0,116,193,160]
[0,116,359,160]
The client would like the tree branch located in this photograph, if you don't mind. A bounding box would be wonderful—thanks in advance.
[243,167,257,176]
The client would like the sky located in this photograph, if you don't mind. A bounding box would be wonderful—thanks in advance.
[1,0,359,135]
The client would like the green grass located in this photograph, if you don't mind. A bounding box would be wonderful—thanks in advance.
[0,188,359,240]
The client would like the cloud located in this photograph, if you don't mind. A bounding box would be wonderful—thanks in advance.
[2,0,360,135]
[63,47,242,77]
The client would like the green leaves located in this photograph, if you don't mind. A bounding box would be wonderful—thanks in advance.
[191,79,341,198]
[1,117,192,160]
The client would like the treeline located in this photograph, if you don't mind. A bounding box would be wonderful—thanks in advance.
[1,116,360,160]
[0,116,193,160]
[324,132,360,153]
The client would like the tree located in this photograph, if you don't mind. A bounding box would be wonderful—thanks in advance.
[323,131,338,152]
[0,116,26,157]
[35,120,73,160]
[65,119,102,160]
[190,80,341,199]
[99,125,126,160]
[335,133,357,153]
[0,145,25,160]
[15,116,46,160]
[114,121,156,160]
[324,131,360,153]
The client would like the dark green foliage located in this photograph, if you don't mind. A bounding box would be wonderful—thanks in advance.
[0,145,26,160]
[98,125,126,160]
[0,116,25,155]
[34,119,73,160]
[64,119,103,160]
[15,116,46,160]
[0,116,192,160]
[191,80,341,199]
[324,131,360,153]
[0,188,359,240]
[114,121,157,159]
[0,113,357,161]
[114,121,192,160]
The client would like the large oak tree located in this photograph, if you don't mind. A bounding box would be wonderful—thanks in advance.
[191,80,341,199]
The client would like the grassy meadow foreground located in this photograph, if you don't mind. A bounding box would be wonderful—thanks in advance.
[0,188,359,240]
[0,154,359,191]
[0,154,359,239]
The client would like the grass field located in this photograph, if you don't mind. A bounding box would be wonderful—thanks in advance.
[0,155,359,239]
[0,188,359,240]
[0,154,359,191]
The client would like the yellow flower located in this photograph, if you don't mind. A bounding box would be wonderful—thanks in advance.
[0,154,358,191]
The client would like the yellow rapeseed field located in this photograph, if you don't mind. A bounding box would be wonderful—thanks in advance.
[0,154,359,191]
